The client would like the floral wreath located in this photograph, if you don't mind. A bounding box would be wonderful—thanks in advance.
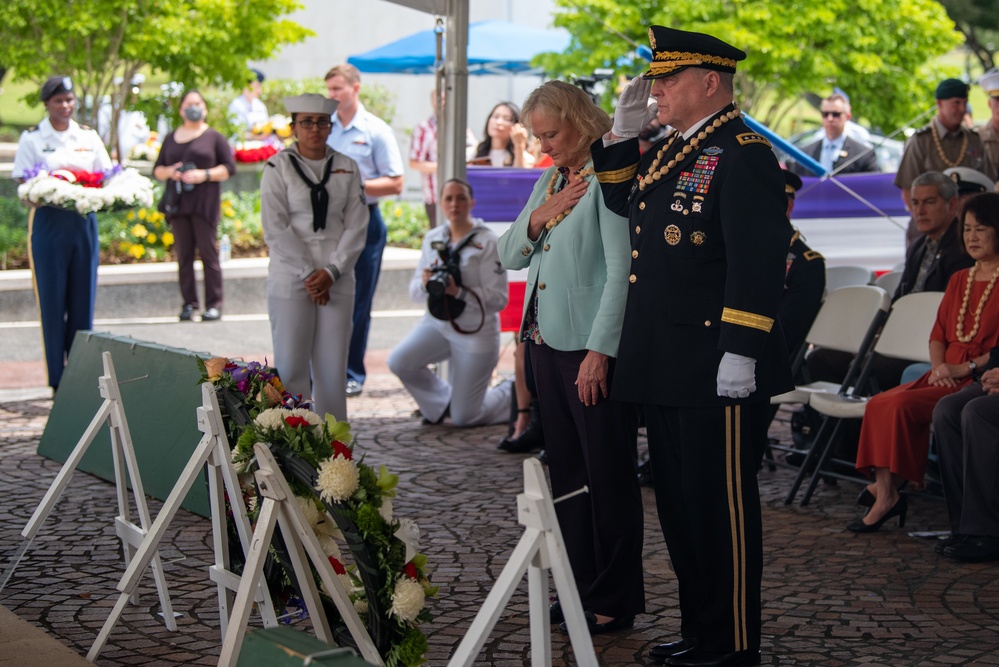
[199,358,435,667]
[18,164,155,214]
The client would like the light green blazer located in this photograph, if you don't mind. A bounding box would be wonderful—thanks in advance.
[498,165,631,357]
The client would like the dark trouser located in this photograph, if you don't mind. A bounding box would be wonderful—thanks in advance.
[424,202,437,229]
[346,204,387,386]
[169,213,222,310]
[529,343,645,618]
[644,402,768,655]
[933,384,999,538]
[28,207,99,389]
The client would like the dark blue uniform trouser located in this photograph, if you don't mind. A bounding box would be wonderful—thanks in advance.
[346,203,387,386]
[28,206,98,389]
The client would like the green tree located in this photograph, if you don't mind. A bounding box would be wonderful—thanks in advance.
[536,0,962,133]
[0,0,311,156]
[939,0,999,71]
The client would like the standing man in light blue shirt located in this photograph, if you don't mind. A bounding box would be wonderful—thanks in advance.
[325,64,405,398]
[788,93,878,176]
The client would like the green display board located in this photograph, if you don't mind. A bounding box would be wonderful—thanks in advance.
[238,627,375,666]
[37,331,212,518]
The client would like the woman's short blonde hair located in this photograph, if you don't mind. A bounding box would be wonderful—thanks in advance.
[521,81,611,158]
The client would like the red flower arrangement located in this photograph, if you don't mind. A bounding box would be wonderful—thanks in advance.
[234,144,279,163]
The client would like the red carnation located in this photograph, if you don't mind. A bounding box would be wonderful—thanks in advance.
[404,562,418,580]
[284,415,310,428]
[328,557,346,575]
[332,440,353,461]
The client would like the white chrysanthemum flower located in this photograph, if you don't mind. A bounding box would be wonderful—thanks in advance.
[313,512,343,540]
[315,456,359,503]
[390,576,426,623]
[254,407,287,430]
[296,495,322,526]
[247,495,258,514]
[230,446,240,462]
[354,599,369,615]
[378,498,393,523]
[318,534,343,560]
[286,407,322,425]
[338,573,354,594]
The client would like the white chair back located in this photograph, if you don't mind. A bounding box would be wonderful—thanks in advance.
[824,265,875,294]
[805,285,891,354]
[871,291,945,362]
[874,270,903,297]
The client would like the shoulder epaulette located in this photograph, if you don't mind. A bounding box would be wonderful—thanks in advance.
[914,125,933,135]
[79,124,92,131]
[25,126,38,133]
[803,250,823,261]
[735,132,771,148]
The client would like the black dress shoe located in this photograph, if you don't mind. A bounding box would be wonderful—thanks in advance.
[179,304,196,321]
[934,533,966,555]
[536,449,548,464]
[637,459,654,487]
[549,601,564,624]
[649,638,699,663]
[943,535,999,562]
[558,611,634,635]
[856,488,875,507]
[665,648,761,667]
[421,404,449,425]
[345,379,363,397]
[846,495,907,533]
[497,419,543,453]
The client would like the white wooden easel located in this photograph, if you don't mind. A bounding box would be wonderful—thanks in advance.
[218,443,382,667]
[0,352,177,655]
[448,458,597,667]
[88,382,279,660]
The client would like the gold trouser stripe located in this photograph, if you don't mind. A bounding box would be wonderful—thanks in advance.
[725,406,748,651]
[721,307,774,333]
[595,163,638,184]
[26,208,48,385]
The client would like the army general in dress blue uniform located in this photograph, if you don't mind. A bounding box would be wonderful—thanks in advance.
[591,27,793,667]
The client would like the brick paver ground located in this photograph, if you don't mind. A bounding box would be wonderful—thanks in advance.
[2,375,998,666]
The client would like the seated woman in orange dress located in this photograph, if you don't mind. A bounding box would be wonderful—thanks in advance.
[851,192,999,532]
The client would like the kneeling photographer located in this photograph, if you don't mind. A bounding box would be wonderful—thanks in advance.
[388,178,512,426]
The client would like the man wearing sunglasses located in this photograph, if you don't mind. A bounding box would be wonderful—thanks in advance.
[788,94,877,176]
[895,78,994,245]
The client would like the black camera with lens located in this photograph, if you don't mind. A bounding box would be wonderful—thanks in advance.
[175,162,198,192]
[426,242,463,300]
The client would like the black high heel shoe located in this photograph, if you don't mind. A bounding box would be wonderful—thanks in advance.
[847,495,907,533]
[856,488,875,508]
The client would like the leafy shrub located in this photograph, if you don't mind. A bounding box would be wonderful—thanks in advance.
[381,199,427,249]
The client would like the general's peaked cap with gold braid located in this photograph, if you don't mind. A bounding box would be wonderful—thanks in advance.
[642,26,746,80]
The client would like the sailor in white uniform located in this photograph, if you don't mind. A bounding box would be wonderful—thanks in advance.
[260,93,369,420]
[388,178,511,426]
[12,75,112,391]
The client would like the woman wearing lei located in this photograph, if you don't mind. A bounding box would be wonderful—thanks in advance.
[11,75,112,393]
[851,192,999,532]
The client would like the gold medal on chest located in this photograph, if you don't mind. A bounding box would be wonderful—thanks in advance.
[665,224,682,246]
[691,230,706,246]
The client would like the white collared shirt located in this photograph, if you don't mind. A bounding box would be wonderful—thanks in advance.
[12,118,112,178]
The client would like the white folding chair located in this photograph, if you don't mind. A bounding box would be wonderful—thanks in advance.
[788,291,945,506]
[824,265,876,294]
[767,286,891,492]
[873,270,903,298]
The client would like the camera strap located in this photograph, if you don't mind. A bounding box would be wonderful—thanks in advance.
[286,153,334,232]
[444,288,485,335]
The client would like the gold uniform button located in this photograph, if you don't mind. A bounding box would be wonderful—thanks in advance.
[632,249,639,259]
[704,320,711,327]
[639,201,646,210]
[629,274,637,284]
[538,282,546,290]
[635,225,641,234]
[544,243,551,251]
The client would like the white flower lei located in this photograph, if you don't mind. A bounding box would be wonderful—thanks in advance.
[17,168,154,214]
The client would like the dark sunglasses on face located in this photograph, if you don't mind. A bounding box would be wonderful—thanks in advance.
[295,119,332,130]
[821,111,843,118]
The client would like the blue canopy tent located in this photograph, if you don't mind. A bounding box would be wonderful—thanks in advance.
[347,19,571,75]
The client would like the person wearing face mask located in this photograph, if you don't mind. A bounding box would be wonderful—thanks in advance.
[153,90,236,322]
[12,75,112,393]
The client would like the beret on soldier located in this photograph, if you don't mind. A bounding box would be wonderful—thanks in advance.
[41,76,73,102]
[935,78,969,100]
[643,26,746,80]
[283,93,338,115]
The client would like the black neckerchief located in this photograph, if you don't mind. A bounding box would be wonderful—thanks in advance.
[286,152,334,232]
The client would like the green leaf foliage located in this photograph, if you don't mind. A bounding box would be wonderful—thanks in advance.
[539,0,963,133]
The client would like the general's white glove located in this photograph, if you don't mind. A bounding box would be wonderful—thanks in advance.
[716,352,757,399]
[611,76,657,139]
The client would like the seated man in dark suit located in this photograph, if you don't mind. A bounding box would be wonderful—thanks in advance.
[933,346,999,563]
[788,93,879,176]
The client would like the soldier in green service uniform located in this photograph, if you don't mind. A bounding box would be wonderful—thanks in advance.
[590,26,793,667]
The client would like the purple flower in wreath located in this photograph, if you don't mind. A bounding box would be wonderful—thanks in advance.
[231,366,250,383]
[102,164,124,180]
[22,163,47,180]
[236,377,251,395]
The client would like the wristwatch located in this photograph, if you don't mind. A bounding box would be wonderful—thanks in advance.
[968,360,978,377]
